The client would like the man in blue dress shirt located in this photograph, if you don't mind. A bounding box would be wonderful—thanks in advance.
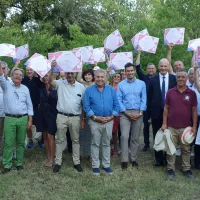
[84,69,119,175]
[117,62,146,170]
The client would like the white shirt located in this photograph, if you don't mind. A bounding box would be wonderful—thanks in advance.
[188,84,200,116]
[55,79,85,115]
[186,80,193,87]
[0,77,12,117]
[159,72,169,98]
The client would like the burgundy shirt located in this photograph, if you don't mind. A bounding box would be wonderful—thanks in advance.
[165,87,197,128]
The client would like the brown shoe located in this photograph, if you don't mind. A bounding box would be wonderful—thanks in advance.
[45,160,53,168]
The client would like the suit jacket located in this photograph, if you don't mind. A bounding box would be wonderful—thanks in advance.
[135,64,152,89]
[147,74,176,119]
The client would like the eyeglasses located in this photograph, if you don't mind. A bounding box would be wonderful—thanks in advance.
[14,92,19,99]
[113,75,121,78]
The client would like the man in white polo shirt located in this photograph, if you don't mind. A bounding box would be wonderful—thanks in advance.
[49,62,85,173]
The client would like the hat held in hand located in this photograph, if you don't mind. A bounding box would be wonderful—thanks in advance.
[181,126,194,145]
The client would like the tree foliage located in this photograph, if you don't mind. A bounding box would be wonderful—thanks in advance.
[0,0,200,70]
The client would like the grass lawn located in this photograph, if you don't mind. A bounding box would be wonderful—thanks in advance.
[1,136,200,200]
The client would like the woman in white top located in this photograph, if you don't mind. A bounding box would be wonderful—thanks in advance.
[193,64,200,169]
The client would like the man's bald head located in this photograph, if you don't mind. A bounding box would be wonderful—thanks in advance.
[158,58,169,75]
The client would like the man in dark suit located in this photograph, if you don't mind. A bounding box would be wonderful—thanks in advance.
[148,58,177,166]
[135,48,156,151]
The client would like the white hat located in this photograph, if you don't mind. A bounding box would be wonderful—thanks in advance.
[153,129,165,152]
[163,129,176,155]
[93,66,100,71]
[181,127,194,145]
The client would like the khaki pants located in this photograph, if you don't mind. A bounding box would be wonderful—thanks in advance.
[167,127,191,171]
[88,119,113,168]
[120,110,143,162]
[0,117,4,154]
[55,114,80,165]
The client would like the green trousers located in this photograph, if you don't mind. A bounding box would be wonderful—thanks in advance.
[3,116,28,169]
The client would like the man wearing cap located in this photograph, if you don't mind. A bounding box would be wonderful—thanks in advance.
[117,62,146,170]
[0,64,33,173]
[49,61,85,173]
[84,69,119,175]
[162,69,197,179]
[136,48,156,151]
[148,58,176,167]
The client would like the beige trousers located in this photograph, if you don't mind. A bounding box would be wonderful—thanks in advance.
[167,127,191,171]
[55,114,80,165]
[88,119,113,168]
[120,110,143,162]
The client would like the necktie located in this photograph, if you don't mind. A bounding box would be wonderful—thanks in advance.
[161,76,165,108]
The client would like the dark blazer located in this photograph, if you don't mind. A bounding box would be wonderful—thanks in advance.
[147,74,176,119]
[135,64,152,89]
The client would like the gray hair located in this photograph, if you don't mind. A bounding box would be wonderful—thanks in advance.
[188,68,194,76]
[176,69,188,76]
[11,68,24,77]
[158,58,170,66]
[0,61,8,69]
[94,69,106,77]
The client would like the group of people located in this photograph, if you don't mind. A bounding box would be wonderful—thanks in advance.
[0,43,199,179]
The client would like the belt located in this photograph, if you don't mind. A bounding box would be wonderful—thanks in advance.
[58,112,80,117]
[5,114,28,118]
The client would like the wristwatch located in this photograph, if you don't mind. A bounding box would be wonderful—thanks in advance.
[92,115,97,121]
[123,111,128,116]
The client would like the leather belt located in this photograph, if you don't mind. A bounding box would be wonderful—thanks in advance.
[58,112,80,117]
[5,114,28,118]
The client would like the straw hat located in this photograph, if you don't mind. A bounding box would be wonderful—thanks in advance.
[181,127,194,145]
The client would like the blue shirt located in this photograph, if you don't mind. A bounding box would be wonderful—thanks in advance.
[83,84,119,117]
[0,75,33,115]
[117,78,147,112]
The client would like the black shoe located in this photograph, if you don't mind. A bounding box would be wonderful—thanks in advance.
[74,164,83,172]
[142,145,149,152]
[195,165,200,170]
[167,169,175,179]
[16,166,24,171]
[183,170,194,179]
[121,162,128,170]
[53,164,61,173]
[153,162,165,167]
[132,161,139,168]
[2,168,11,174]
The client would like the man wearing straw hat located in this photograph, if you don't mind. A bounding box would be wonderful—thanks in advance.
[162,69,197,179]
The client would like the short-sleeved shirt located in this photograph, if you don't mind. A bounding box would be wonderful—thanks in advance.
[165,87,197,128]
[55,79,85,115]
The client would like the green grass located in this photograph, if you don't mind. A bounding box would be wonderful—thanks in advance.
[1,139,200,200]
